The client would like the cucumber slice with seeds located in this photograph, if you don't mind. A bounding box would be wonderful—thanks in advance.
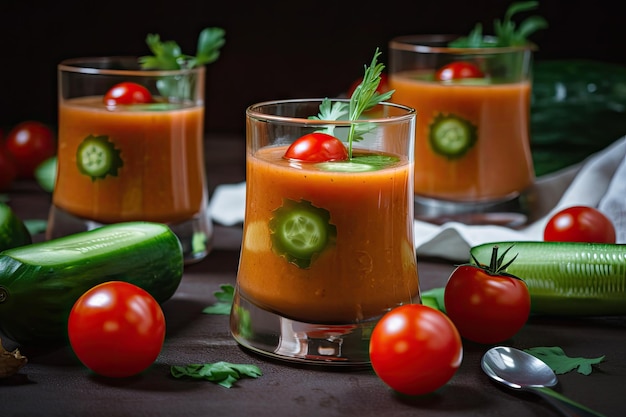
[76,134,124,181]
[429,113,477,159]
[269,199,336,269]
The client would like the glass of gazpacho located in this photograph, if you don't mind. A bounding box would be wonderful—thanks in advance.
[230,98,419,365]
[388,35,535,226]
[49,57,212,263]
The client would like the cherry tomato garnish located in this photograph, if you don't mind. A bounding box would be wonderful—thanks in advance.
[544,206,616,243]
[284,132,348,162]
[68,281,166,378]
[369,304,463,396]
[444,246,531,344]
[435,61,484,81]
[103,82,154,106]
[5,121,56,179]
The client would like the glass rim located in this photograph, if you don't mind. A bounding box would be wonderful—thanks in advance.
[58,56,205,77]
[389,34,536,54]
[246,98,416,126]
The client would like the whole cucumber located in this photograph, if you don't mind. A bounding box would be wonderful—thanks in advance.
[0,222,183,346]
[470,241,626,316]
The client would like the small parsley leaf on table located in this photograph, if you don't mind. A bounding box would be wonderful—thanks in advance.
[524,346,605,375]
[202,284,234,315]
[170,362,262,388]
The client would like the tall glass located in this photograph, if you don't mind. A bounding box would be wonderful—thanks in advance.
[230,99,419,366]
[389,35,535,226]
[49,57,212,263]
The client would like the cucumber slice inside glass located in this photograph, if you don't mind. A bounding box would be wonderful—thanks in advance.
[269,199,336,269]
[429,113,478,159]
[76,134,124,180]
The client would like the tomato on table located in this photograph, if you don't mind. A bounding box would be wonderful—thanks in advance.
[68,281,166,378]
[284,132,348,162]
[435,61,484,81]
[369,304,463,396]
[444,245,530,344]
[544,206,616,244]
[5,121,56,179]
[103,82,154,106]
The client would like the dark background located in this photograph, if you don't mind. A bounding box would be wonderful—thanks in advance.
[1,0,623,135]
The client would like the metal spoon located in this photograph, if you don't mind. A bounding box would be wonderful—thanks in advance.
[481,346,606,417]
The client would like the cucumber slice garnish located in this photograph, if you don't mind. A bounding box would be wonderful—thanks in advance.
[269,199,336,269]
[76,134,124,181]
[429,113,478,159]
[315,154,400,172]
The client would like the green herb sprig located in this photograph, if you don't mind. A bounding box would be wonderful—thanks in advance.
[449,1,548,48]
[311,48,394,157]
[139,27,225,70]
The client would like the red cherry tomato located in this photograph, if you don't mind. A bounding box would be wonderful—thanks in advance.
[68,281,166,378]
[5,121,56,179]
[544,206,616,243]
[369,304,463,396]
[284,132,348,162]
[0,145,18,191]
[103,82,154,106]
[348,72,390,97]
[435,61,484,81]
[444,246,531,344]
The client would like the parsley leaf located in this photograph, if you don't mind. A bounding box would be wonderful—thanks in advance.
[524,346,605,375]
[311,48,394,157]
[449,1,548,48]
[170,362,262,388]
[420,287,446,312]
[139,27,225,70]
[202,284,234,315]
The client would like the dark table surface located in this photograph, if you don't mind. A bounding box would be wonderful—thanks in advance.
[1,134,625,417]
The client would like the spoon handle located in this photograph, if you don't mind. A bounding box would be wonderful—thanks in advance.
[531,386,607,417]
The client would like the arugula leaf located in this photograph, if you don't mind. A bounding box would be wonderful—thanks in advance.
[202,284,234,315]
[449,1,547,48]
[171,362,262,388]
[524,346,605,375]
[139,27,225,70]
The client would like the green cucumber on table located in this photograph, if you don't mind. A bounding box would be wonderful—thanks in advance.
[0,222,184,346]
[0,203,32,252]
[470,241,626,316]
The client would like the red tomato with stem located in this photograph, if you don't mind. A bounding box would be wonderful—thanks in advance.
[544,206,616,243]
[284,132,348,162]
[103,82,154,106]
[369,304,463,396]
[435,61,484,81]
[68,281,166,378]
[5,121,56,179]
[444,245,531,344]
[0,145,17,191]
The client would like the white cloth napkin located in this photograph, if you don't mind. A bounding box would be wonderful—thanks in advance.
[209,135,626,261]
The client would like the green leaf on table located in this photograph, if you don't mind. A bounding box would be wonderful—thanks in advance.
[420,287,446,312]
[524,346,605,375]
[202,284,234,315]
[171,361,262,388]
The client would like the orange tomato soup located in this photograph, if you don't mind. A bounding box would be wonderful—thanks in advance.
[390,72,534,202]
[237,145,419,324]
[55,96,206,224]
